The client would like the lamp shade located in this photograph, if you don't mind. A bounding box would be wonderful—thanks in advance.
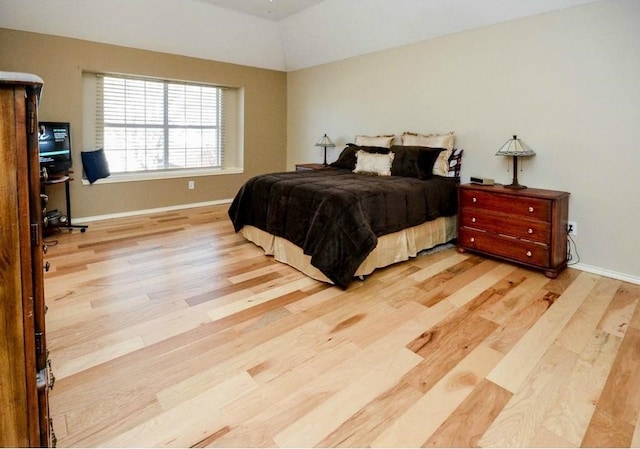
[495,134,535,189]
[495,135,535,157]
[315,134,335,148]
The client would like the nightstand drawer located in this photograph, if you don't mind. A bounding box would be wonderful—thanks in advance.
[460,209,551,243]
[460,189,552,222]
[459,228,550,267]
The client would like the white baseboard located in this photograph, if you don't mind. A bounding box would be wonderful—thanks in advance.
[72,199,233,224]
[570,262,640,286]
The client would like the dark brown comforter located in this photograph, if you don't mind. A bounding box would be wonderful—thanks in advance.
[228,168,458,288]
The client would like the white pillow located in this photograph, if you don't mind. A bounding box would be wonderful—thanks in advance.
[401,131,456,176]
[353,150,395,176]
[354,134,395,148]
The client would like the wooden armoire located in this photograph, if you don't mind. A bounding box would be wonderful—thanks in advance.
[0,72,54,447]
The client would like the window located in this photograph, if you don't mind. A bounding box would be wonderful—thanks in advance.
[95,74,226,173]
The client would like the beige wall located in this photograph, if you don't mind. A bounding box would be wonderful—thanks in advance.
[287,0,640,281]
[0,28,287,218]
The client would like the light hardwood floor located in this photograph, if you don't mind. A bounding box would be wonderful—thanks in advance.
[44,204,640,447]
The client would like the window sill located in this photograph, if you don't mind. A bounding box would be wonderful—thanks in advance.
[81,167,244,185]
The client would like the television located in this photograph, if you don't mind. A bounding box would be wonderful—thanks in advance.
[38,121,72,174]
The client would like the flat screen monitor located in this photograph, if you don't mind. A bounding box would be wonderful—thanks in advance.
[39,121,72,174]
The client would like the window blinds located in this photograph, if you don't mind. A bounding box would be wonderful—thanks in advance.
[95,73,225,173]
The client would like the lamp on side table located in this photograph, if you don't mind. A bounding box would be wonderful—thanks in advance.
[315,134,335,166]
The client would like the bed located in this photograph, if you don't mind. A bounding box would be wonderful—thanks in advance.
[228,136,463,288]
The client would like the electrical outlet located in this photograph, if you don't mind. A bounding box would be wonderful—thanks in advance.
[568,221,577,236]
[188,180,195,190]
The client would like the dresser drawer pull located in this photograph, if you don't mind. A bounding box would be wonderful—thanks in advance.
[528,206,534,213]
[471,217,477,223]
[526,250,532,257]
[48,358,55,390]
[472,197,477,203]
[528,228,533,234]
[470,237,475,243]
[50,417,57,448]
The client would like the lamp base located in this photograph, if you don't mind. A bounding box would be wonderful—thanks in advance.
[503,155,527,189]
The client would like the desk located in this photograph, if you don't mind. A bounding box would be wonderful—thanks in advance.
[43,173,87,232]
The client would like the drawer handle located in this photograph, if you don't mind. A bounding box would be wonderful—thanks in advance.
[470,237,475,243]
[48,359,55,390]
[471,217,477,223]
[528,228,533,234]
[526,250,532,257]
[528,206,534,213]
[472,197,477,203]
[50,417,57,448]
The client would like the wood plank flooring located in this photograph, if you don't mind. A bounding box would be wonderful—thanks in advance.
[43,204,640,447]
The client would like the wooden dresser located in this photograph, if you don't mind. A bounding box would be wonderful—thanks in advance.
[457,183,570,278]
[0,73,54,447]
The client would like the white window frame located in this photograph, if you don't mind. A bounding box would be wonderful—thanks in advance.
[82,72,243,184]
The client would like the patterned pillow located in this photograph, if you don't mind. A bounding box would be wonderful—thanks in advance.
[401,131,456,176]
[353,150,395,176]
[354,134,395,148]
[447,148,464,178]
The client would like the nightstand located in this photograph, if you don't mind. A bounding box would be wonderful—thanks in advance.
[295,163,327,172]
[457,183,570,278]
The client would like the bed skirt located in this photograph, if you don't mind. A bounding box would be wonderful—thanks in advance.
[240,215,458,284]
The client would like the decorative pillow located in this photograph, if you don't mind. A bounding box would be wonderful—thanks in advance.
[81,148,110,184]
[389,145,443,179]
[353,150,395,176]
[331,144,390,170]
[447,148,464,178]
[401,131,456,176]
[354,134,395,148]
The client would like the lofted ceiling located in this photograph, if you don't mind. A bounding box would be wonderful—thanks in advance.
[0,0,601,71]
[198,0,325,21]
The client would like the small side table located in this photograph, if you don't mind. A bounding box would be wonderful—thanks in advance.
[295,163,327,172]
[43,173,88,233]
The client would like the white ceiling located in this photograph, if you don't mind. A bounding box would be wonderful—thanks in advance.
[198,0,325,21]
[0,0,601,71]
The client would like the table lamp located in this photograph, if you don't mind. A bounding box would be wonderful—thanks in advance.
[495,134,536,189]
[315,134,335,166]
